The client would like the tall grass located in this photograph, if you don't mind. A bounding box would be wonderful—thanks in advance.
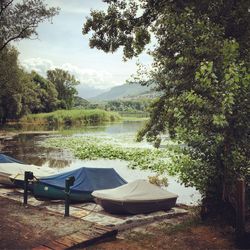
[20,109,121,126]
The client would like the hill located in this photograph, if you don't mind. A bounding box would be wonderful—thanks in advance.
[73,96,89,108]
[90,83,150,101]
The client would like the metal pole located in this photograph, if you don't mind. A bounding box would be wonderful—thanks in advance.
[65,178,70,217]
[23,171,33,206]
[64,176,75,217]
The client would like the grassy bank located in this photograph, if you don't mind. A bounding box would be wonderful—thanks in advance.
[20,109,121,126]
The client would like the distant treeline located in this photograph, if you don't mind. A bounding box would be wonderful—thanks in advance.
[74,99,152,114]
[104,100,151,113]
[0,46,79,124]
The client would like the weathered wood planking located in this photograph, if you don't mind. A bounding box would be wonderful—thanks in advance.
[43,240,68,250]
[33,226,118,250]
[32,246,52,250]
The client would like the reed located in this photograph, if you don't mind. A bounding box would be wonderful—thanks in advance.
[20,109,121,126]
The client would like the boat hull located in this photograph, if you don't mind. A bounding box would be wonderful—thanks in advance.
[0,173,14,187]
[32,181,93,202]
[94,197,177,215]
[9,177,33,190]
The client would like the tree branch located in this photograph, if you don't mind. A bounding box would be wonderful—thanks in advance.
[0,0,14,17]
[0,25,31,51]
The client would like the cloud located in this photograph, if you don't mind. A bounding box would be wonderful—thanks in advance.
[21,57,121,89]
[21,58,55,76]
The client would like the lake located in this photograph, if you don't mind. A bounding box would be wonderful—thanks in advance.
[0,120,201,205]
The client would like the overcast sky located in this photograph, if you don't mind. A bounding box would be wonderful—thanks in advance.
[15,0,152,90]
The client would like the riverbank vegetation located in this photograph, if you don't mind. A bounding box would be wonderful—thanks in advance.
[20,109,121,126]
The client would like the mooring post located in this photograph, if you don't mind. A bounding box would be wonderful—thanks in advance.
[23,171,34,206]
[64,176,75,217]
[236,178,246,239]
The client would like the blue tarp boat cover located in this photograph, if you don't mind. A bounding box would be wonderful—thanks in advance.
[0,154,24,164]
[38,167,127,192]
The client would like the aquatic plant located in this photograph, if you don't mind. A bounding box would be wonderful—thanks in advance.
[43,135,179,174]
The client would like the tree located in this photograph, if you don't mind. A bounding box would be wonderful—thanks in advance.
[83,0,250,214]
[18,69,41,116]
[47,69,79,110]
[0,0,59,51]
[0,46,22,122]
[30,72,59,113]
[0,47,59,122]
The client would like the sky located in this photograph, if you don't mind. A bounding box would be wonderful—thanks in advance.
[15,0,152,91]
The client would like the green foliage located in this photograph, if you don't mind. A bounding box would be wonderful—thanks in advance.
[0,0,59,51]
[30,71,59,113]
[73,96,90,108]
[47,68,79,110]
[20,109,121,126]
[105,99,151,113]
[83,0,250,209]
[0,47,61,122]
[0,47,23,121]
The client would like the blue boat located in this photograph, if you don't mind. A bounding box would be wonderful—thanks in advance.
[0,153,24,164]
[32,167,127,202]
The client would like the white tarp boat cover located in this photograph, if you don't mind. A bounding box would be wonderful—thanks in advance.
[0,163,57,181]
[92,179,178,202]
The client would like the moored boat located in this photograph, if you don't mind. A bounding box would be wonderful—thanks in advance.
[32,167,127,202]
[0,153,25,186]
[0,153,24,164]
[0,153,57,187]
[92,179,178,214]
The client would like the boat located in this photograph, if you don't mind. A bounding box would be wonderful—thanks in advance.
[0,153,57,187]
[32,167,127,202]
[92,179,178,214]
[0,153,23,186]
[0,153,24,164]
[9,166,57,189]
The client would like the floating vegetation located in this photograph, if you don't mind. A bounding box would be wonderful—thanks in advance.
[43,134,180,174]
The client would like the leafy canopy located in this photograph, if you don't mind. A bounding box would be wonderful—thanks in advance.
[47,69,79,110]
[83,0,250,203]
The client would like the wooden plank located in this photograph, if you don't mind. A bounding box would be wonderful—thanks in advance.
[55,236,78,248]
[68,232,90,241]
[92,228,110,235]
[65,229,118,249]
[67,233,89,243]
[43,240,68,250]
[93,224,113,231]
[32,246,51,250]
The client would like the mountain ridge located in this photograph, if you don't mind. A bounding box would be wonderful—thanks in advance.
[89,83,150,101]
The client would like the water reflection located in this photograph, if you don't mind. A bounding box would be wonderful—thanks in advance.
[0,121,145,168]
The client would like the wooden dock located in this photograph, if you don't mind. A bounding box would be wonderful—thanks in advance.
[33,225,117,250]
[0,186,188,249]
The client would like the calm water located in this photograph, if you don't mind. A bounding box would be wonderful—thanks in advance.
[0,121,201,205]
